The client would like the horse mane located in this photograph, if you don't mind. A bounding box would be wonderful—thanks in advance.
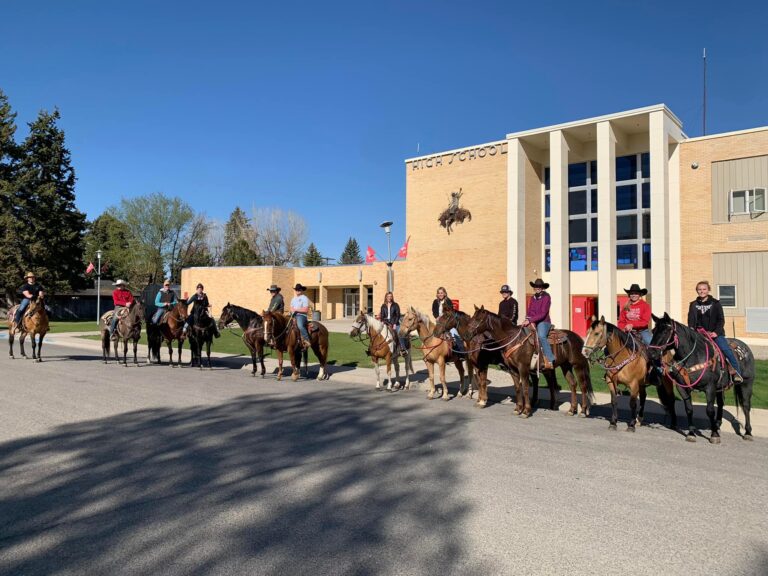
[479,307,516,330]
[364,313,387,335]
[408,306,432,327]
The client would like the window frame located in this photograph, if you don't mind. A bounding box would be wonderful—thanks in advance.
[729,188,767,216]
[717,284,737,308]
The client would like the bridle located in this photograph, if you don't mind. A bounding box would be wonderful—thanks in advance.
[583,322,638,373]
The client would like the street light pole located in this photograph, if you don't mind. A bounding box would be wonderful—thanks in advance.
[379,221,393,292]
[95,249,102,326]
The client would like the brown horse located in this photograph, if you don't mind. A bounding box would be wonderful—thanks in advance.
[467,306,593,418]
[156,301,188,367]
[350,311,414,391]
[262,311,329,381]
[398,306,467,401]
[217,303,267,377]
[8,294,50,361]
[582,316,677,431]
[100,300,145,366]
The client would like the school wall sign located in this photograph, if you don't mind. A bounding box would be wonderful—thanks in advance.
[408,142,507,170]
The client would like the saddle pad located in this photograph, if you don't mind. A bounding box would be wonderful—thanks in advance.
[308,322,320,334]
[101,311,114,323]
[547,330,569,345]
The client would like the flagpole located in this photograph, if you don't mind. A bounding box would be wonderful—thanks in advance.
[96,249,102,326]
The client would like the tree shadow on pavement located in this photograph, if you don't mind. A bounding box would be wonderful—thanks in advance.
[0,390,486,576]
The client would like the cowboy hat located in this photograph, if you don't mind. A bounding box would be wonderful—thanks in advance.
[112,279,129,287]
[529,278,549,289]
[24,272,36,279]
[499,284,512,294]
[624,284,648,296]
[267,284,281,292]
[293,283,307,291]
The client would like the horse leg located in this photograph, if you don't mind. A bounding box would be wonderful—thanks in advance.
[520,366,532,417]
[439,358,450,400]
[707,385,721,444]
[206,339,212,369]
[716,390,724,431]
[741,381,753,440]
[123,339,129,366]
[627,383,639,432]
[476,368,488,408]
[19,332,27,358]
[638,384,647,425]
[290,347,300,381]
[257,341,266,377]
[374,361,382,390]
[680,389,697,442]
[426,361,436,399]
[8,330,15,359]
[608,377,619,430]
[133,339,139,365]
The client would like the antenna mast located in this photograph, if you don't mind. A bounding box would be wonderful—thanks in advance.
[703,48,707,136]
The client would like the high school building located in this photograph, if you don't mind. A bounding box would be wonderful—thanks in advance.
[182,104,768,344]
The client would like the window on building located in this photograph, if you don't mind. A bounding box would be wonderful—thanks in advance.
[569,219,587,243]
[617,244,638,269]
[569,190,587,215]
[569,247,588,271]
[616,155,638,181]
[642,243,651,269]
[544,167,550,191]
[718,285,737,307]
[617,215,638,240]
[617,185,637,211]
[590,246,598,270]
[730,188,766,216]
[641,152,650,178]
[569,162,587,187]
[544,248,551,272]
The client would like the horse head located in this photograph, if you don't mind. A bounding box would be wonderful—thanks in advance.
[217,303,234,329]
[466,305,489,339]
[349,310,368,339]
[648,312,676,361]
[582,315,609,359]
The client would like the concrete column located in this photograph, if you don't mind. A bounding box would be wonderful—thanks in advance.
[596,121,617,323]
[507,138,527,312]
[649,111,670,316]
[549,130,570,328]
[319,285,327,320]
[667,139,682,319]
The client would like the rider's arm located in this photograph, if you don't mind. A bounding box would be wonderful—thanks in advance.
[154,291,164,308]
[512,299,518,325]
[686,301,697,329]
[22,289,34,299]
[713,300,725,336]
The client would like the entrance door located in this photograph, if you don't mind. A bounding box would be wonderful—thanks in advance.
[344,288,359,317]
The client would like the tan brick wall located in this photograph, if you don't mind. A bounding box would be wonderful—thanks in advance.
[679,129,768,340]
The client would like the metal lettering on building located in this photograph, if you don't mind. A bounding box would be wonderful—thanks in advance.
[409,142,507,170]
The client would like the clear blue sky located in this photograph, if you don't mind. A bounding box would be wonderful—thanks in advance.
[2,1,767,262]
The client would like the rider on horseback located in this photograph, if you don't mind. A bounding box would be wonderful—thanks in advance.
[522,278,555,370]
[14,272,45,328]
[380,291,408,355]
[432,287,464,354]
[290,283,311,349]
[109,279,134,339]
[182,283,221,338]
[152,279,178,325]
[498,284,518,324]
[618,284,652,345]
[267,284,285,313]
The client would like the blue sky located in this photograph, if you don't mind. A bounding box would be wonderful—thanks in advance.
[2,0,767,262]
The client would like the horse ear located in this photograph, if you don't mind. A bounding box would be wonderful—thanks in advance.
[474,304,479,312]
[480,305,485,311]
[651,313,660,323]
[595,315,601,322]
[663,312,670,320]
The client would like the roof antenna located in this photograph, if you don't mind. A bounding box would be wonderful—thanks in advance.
[702,48,707,136]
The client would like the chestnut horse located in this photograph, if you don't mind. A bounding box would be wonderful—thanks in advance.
[100,299,144,366]
[467,306,593,418]
[156,301,188,367]
[398,306,467,401]
[350,311,414,392]
[262,311,329,381]
[217,303,267,377]
[582,316,676,432]
[8,294,49,361]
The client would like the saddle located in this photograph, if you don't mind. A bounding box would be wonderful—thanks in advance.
[101,308,130,324]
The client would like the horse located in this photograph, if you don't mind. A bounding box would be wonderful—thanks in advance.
[582,316,677,432]
[648,312,755,442]
[217,303,267,377]
[350,311,414,392]
[155,301,188,367]
[262,311,329,381]
[100,299,144,366]
[467,306,593,418]
[398,306,467,401]
[8,294,50,361]
[187,302,217,369]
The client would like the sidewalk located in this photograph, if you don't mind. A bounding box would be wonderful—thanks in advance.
[35,330,768,438]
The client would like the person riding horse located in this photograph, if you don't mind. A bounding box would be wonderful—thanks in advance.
[380,291,408,355]
[290,283,312,349]
[109,279,134,339]
[153,279,178,325]
[267,284,285,313]
[522,278,555,370]
[14,272,45,328]
[498,284,518,324]
[432,286,464,353]
[182,283,221,338]
[617,284,652,345]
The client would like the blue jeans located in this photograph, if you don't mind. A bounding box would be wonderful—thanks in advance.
[110,306,125,333]
[152,308,165,325]
[295,313,310,341]
[537,322,555,363]
[14,298,30,324]
[639,329,652,345]
[714,335,741,375]
[450,327,465,353]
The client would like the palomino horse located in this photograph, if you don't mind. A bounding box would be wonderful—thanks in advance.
[582,316,677,432]
[398,306,467,401]
[262,311,329,381]
[649,312,755,442]
[100,300,145,366]
[8,294,50,361]
[467,306,593,418]
[217,303,267,377]
[350,311,414,392]
[187,302,217,369]
[156,301,188,367]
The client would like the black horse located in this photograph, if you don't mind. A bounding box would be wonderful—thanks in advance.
[187,304,217,369]
[648,312,755,442]
[216,303,267,377]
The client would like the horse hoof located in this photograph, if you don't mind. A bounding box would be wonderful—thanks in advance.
[519,412,530,419]
[626,426,635,433]
[579,412,587,418]
[686,435,697,443]
[609,423,617,430]
[743,434,754,441]
[427,394,434,400]
[709,435,721,444]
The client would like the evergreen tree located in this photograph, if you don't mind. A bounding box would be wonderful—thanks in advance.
[339,237,363,264]
[15,109,87,294]
[303,242,323,266]
[222,206,261,266]
[0,90,23,304]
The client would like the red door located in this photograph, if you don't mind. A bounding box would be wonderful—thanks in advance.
[571,296,597,336]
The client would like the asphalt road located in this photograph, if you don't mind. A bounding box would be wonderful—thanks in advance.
[1,342,767,576]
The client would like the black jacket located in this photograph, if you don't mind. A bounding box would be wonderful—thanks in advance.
[380,302,401,326]
[19,282,44,299]
[432,297,454,319]
[268,293,285,313]
[687,296,725,337]
[498,297,518,324]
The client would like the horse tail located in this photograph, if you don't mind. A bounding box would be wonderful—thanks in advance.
[584,361,595,405]
[733,379,744,420]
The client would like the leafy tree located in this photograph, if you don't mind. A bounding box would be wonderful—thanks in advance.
[222,207,261,266]
[82,213,132,282]
[303,242,323,266]
[0,90,22,304]
[339,237,363,265]
[246,207,307,266]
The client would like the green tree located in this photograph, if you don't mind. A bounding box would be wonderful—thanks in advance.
[0,90,23,304]
[339,237,363,265]
[303,242,323,266]
[222,206,261,266]
[82,213,132,282]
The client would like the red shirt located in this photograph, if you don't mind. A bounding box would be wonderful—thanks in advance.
[617,299,651,331]
[112,288,134,307]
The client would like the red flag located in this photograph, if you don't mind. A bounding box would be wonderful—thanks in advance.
[397,236,410,259]
[365,246,377,264]
[85,262,95,274]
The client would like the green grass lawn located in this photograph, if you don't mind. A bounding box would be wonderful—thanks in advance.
[0,320,101,334]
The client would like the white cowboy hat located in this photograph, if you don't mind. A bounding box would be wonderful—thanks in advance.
[112,279,129,286]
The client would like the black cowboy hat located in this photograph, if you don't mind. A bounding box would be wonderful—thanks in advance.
[293,283,307,291]
[529,278,549,289]
[624,283,648,296]
[499,284,512,294]
[267,284,281,292]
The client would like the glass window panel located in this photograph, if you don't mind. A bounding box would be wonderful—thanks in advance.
[616,244,638,269]
[616,155,637,181]
[569,190,587,215]
[545,193,550,218]
[642,182,650,209]
[642,214,650,239]
[718,285,736,307]
[617,215,638,240]
[544,167,550,191]
[590,160,598,184]
[569,218,587,243]
[616,184,637,211]
[569,247,588,271]
[731,190,747,214]
[642,243,651,269]
[545,248,551,272]
[591,246,598,270]
[590,189,598,213]
[545,221,550,246]
[591,217,598,242]
[754,188,766,212]
[569,162,587,187]
[641,152,650,178]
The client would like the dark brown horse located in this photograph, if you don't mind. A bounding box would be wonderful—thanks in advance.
[100,299,144,366]
[468,306,593,418]
[187,301,216,369]
[156,301,188,367]
[350,310,414,391]
[217,303,267,377]
[262,311,329,381]
[8,294,49,361]
[582,316,676,431]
